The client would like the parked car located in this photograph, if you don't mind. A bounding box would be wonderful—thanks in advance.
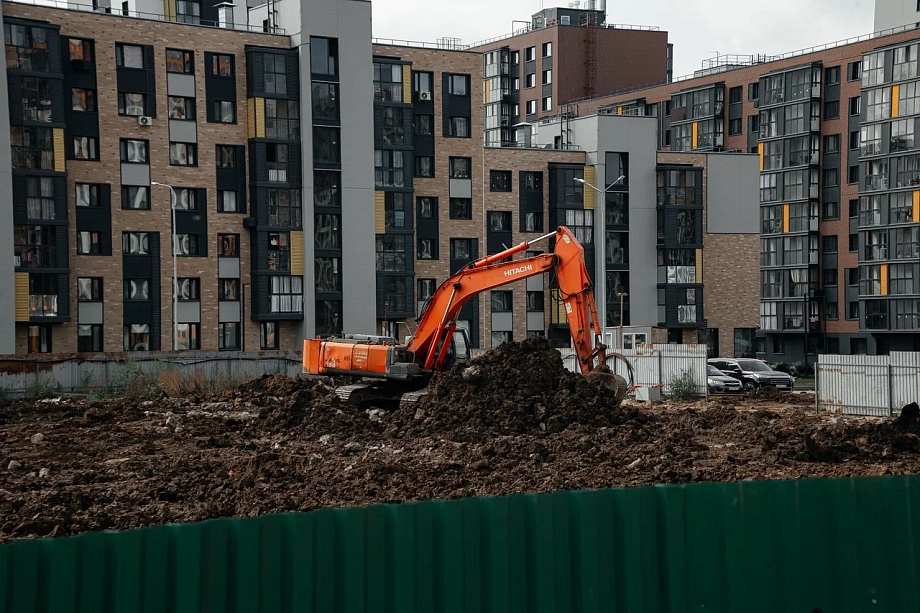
[707,365,743,394]
[707,358,795,392]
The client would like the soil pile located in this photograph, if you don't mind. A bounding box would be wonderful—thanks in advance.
[3,339,920,543]
[400,337,636,439]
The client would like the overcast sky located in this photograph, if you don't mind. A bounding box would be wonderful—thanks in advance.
[371,0,876,78]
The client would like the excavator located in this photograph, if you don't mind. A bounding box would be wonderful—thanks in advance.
[302,226,630,409]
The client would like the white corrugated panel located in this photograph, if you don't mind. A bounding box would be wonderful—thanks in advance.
[816,354,891,416]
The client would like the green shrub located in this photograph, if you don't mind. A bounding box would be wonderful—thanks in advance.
[667,369,699,400]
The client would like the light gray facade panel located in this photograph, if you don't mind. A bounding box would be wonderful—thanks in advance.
[527,312,545,331]
[0,0,14,354]
[492,312,513,331]
[449,178,472,198]
[169,119,197,143]
[78,302,104,325]
[706,153,760,234]
[177,302,201,324]
[120,163,150,186]
[298,44,314,339]
[526,274,543,291]
[218,301,241,323]
[218,258,240,279]
[166,73,196,97]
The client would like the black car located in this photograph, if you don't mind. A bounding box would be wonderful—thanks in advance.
[707,358,794,392]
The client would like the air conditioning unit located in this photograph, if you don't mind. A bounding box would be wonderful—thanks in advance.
[137,116,153,126]
[419,91,432,101]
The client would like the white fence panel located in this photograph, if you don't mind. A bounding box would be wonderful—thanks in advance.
[558,344,708,396]
[890,352,920,412]
[816,354,892,416]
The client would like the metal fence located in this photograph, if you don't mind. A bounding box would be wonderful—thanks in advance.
[560,344,709,396]
[0,351,302,398]
[816,352,920,416]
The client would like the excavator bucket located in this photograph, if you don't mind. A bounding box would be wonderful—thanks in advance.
[586,366,629,407]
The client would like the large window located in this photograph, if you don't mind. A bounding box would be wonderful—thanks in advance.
[266,99,300,139]
[267,232,290,271]
[4,23,50,72]
[892,118,915,153]
[315,171,340,208]
[168,96,194,120]
[864,159,889,191]
[313,127,339,164]
[448,116,470,137]
[861,123,882,156]
[213,100,235,123]
[315,212,340,250]
[176,0,200,24]
[15,225,56,267]
[894,226,920,259]
[312,82,338,122]
[75,183,99,209]
[447,74,469,95]
[385,193,409,230]
[310,37,338,76]
[564,209,594,245]
[376,236,408,271]
[449,157,471,179]
[893,299,920,330]
[122,232,150,255]
[121,186,149,210]
[373,62,403,102]
[381,107,405,145]
[124,279,150,301]
[268,189,301,227]
[263,53,287,94]
[169,142,197,166]
[21,77,51,122]
[314,259,341,293]
[26,177,54,220]
[218,323,240,351]
[11,126,53,170]
[866,87,891,122]
[862,51,886,87]
[449,198,472,220]
[166,49,193,73]
[120,139,148,163]
[891,264,914,295]
[374,150,405,187]
[71,87,96,113]
[117,92,147,116]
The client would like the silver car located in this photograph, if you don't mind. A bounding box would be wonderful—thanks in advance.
[707,365,743,394]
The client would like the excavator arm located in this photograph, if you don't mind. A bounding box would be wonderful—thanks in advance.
[408,226,607,375]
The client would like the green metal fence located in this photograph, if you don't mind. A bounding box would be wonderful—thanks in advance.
[2,476,919,612]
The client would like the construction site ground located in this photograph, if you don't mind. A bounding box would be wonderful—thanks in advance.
[2,337,919,543]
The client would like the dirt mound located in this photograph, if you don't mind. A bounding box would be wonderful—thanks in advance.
[397,337,637,439]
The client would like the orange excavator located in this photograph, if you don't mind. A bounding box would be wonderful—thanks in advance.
[302,226,629,408]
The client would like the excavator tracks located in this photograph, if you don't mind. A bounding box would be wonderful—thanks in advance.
[333,380,427,411]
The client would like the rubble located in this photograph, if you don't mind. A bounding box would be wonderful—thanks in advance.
[30,433,44,444]
[2,338,920,543]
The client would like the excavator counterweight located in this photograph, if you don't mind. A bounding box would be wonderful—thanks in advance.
[303,226,628,409]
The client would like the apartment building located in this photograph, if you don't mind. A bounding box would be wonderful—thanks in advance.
[875,0,920,32]
[541,25,920,361]
[469,4,670,146]
[2,0,374,355]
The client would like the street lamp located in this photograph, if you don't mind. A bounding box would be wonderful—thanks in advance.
[574,175,626,333]
[151,181,178,351]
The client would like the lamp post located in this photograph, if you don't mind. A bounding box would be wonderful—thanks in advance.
[574,175,626,335]
[151,182,178,351]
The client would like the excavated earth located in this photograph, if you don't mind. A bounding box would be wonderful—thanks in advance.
[3,337,920,543]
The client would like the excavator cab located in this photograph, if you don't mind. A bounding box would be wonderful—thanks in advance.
[432,326,473,371]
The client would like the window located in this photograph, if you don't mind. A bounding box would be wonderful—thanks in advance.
[762,141,783,171]
[77,277,102,302]
[892,192,914,224]
[728,118,742,135]
[864,159,888,190]
[862,51,886,86]
[525,73,536,88]
[892,118,915,153]
[848,165,860,184]
[418,197,436,219]
[175,277,200,301]
[124,279,150,301]
[263,53,287,95]
[11,127,53,170]
[116,44,144,69]
[17,225,56,267]
[117,92,146,116]
[727,86,742,104]
[823,201,839,220]
[73,136,98,161]
[448,116,470,137]
[865,299,888,330]
[71,87,96,112]
[525,46,535,62]
[824,100,839,119]
[271,276,304,312]
[219,323,240,351]
[847,61,862,81]
[415,156,434,178]
[849,233,858,252]
[176,0,200,23]
[265,144,288,183]
[172,188,198,211]
[375,235,407,272]
[866,89,890,121]
[120,139,147,163]
[313,127,340,165]
[169,142,197,166]
[166,49,193,73]
[542,69,552,85]
[312,82,338,123]
[261,322,279,350]
[488,211,512,232]
[75,183,99,208]
[25,325,52,354]
[893,227,920,259]
[849,198,859,218]
[822,235,838,254]
[891,264,914,295]
[824,134,840,154]
[490,170,512,192]
[542,42,552,57]
[450,157,471,179]
[220,279,239,301]
[213,100,235,123]
[68,38,93,64]
[823,168,838,188]
[25,177,54,220]
[121,186,149,210]
[76,231,101,255]
[315,171,340,208]
[450,198,472,220]
[822,268,838,287]
[900,81,920,115]
[523,212,543,233]
[848,302,860,321]
[165,95,192,120]
[413,70,433,98]
[526,100,537,115]
[448,74,469,95]
[417,278,436,315]
[268,232,291,270]
[565,209,594,245]
[373,61,403,102]
[78,325,102,352]
[122,324,150,352]
[173,234,199,256]
[825,65,840,85]
[268,189,302,227]
[374,150,405,187]
[384,193,409,230]
[218,191,238,213]
[542,97,552,112]
[416,114,433,136]
[747,82,759,101]
[216,145,236,168]
[211,53,233,77]
[265,99,300,140]
[451,238,473,260]
[380,107,405,145]
[849,96,861,117]
[418,238,435,260]
[310,37,338,76]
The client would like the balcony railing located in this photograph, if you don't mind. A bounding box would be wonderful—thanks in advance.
[267,163,287,183]
[15,246,56,268]
[864,245,889,261]
[265,118,300,140]
[29,294,58,317]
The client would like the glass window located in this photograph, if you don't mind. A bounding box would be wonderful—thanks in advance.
[219,323,240,351]
[261,322,279,350]
[213,100,235,123]
[373,61,403,102]
[76,231,101,255]
[267,232,290,271]
[448,74,469,95]
[310,37,338,76]
[268,189,302,227]
[175,277,200,300]
[120,139,147,163]
[313,127,340,165]
[68,38,93,63]
[449,157,471,178]
[173,234,200,256]
[311,82,338,122]
[216,145,236,168]
[315,171,340,207]
[25,177,54,220]
[263,53,287,94]
[374,150,405,187]
[168,96,195,120]
[122,232,150,255]
[490,170,512,192]
[449,198,472,220]
[21,77,51,122]
[117,92,146,116]
[448,116,470,137]
[124,324,150,351]
[71,88,96,112]
[166,49,193,73]
[212,53,233,77]
[176,0,200,24]
[72,136,98,161]
[116,44,144,69]
[75,183,99,208]
[218,190,238,213]
[124,278,150,301]
[78,324,102,352]
[169,142,197,166]
[451,239,473,260]
[265,99,300,140]
[121,186,148,210]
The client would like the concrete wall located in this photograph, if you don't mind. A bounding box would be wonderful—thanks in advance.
[874,0,920,32]
[706,153,759,234]
[298,0,376,337]
[0,0,14,354]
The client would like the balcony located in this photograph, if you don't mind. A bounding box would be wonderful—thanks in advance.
[864,176,889,191]
[29,294,58,317]
[864,245,889,261]
[267,163,287,183]
[265,118,301,140]
[895,171,920,189]
[15,246,56,269]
